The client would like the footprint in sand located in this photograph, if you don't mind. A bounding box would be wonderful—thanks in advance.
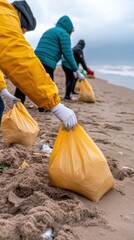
[104,124,123,131]
[15,184,34,198]
[119,111,134,115]
[116,167,134,181]
[95,139,111,145]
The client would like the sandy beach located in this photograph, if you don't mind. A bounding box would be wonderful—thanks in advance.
[0,66,134,240]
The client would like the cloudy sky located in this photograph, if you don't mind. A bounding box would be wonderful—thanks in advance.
[9,0,134,65]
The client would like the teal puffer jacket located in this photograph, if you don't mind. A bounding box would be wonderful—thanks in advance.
[35,15,78,71]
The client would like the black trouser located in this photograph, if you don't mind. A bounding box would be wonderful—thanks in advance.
[14,88,25,103]
[62,65,76,97]
[14,64,54,111]
[0,96,4,125]
[72,78,78,93]
[38,64,54,112]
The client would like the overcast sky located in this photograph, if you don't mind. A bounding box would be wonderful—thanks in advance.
[9,0,134,65]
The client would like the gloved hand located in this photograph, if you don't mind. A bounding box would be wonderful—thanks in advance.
[73,70,85,80]
[87,68,94,75]
[51,103,77,130]
[0,88,20,108]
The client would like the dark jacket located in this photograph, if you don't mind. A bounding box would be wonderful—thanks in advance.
[62,39,88,71]
[35,15,78,71]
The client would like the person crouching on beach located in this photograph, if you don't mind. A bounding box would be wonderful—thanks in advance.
[34,15,84,110]
[0,0,77,131]
[62,39,94,100]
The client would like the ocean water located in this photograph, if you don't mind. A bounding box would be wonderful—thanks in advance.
[91,65,134,90]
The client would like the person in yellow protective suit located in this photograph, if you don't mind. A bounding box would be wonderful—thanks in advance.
[0,0,37,123]
[0,0,77,130]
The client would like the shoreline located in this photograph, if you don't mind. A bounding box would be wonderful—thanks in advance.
[91,76,134,92]
[91,64,134,91]
[0,67,134,239]
[93,72,134,90]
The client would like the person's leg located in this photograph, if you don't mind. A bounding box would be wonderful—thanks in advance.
[39,64,54,112]
[0,96,4,125]
[14,88,26,103]
[72,78,78,94]
[62,66,75,99]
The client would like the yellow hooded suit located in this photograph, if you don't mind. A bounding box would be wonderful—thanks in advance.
[0,0,60,109]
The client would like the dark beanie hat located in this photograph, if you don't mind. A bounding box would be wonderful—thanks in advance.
[12,0,36,31]
[78,39,85,48]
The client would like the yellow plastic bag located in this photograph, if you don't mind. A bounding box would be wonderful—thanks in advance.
[49,124,114,202]
[1,102,39,147]
[76,79,96,103]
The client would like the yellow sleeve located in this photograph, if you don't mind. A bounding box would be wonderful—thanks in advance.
[0,70,7,90]
[0,0,60,109]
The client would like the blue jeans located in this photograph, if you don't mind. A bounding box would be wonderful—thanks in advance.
[0,96,4,124]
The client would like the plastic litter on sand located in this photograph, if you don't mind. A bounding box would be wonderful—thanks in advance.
[41,227,54,239]
[39,145,53,154]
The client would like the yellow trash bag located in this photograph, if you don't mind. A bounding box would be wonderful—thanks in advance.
[75,79,96,103]
[49,124,114,202]
[1,102,39,147]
